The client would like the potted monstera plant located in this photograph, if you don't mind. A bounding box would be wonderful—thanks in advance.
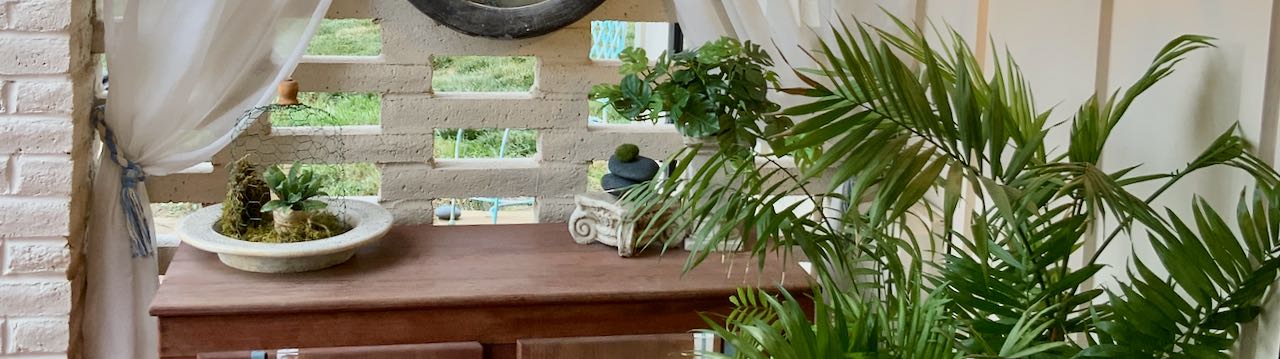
[590,38,788,251]
[177,158,392,273]
[590,37,788,155]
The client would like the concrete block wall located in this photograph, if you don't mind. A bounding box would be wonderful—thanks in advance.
[0,0,95,357]
[146,0,683,225]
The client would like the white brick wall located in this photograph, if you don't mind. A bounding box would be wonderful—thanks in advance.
[4,240,70,274]
[147,0,683,225]
[7,318,69,354]
[12,81,72,114]
[0,0,92,357]
[12,155,72,197]
[7,0,70,32]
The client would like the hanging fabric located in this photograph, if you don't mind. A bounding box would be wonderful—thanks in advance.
[84,1,330,358]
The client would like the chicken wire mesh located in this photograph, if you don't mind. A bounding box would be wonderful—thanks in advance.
[221,103,368,230]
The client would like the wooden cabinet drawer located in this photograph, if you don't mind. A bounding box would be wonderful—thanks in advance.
[197,342,482,359]
[517,334,703,359]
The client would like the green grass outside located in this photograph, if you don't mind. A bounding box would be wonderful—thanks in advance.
[434,128,538,159]
[587,161,606,192]
[272,93,380,127]
[298,163,381,197]
[432,56,536,92]
[259,19,640,198]
[305,19,382,56]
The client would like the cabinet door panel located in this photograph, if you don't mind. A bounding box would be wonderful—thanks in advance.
[197,342,483,359]
[517,334,696,359]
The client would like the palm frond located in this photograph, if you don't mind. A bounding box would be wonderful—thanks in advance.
[600,11,1280,359]
[1100,188,1280,357]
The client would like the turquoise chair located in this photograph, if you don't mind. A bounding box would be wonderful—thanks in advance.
[450,129,535,225]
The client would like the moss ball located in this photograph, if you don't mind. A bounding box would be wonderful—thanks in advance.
[615,143,640,162]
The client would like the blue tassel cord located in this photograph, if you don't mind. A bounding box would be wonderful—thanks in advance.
[93,106,155,258]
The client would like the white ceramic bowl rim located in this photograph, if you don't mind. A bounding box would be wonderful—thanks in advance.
[177,198,393,258]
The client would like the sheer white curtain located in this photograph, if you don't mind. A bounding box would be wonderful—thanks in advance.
[672,1,920,91]
[85,1,330,358]
[671,0,848,91]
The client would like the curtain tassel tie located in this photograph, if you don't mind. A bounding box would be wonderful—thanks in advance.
[94,106,155,258]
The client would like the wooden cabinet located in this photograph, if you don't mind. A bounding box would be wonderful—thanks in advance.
[152,224,810,359]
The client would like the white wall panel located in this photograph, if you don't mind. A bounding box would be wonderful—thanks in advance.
[986,0,1103,152]
[925,0,984,48]
[943,1,1280,355]
[839,0,921,34]
[1101,2,1277,356]
[1098,0,1272,274]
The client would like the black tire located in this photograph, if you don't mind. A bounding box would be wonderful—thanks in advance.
[407,0,606,40]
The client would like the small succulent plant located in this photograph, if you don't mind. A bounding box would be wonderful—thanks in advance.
[261,161,328,213]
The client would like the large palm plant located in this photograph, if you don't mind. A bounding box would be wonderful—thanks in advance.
[610,17,1280,358]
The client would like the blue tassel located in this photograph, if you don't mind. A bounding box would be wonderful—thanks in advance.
[94,106,155,258]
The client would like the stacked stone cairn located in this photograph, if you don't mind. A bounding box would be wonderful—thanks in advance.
[602,144,659,197]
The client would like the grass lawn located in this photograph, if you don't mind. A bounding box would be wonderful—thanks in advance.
[434,128,538,159]
[272,93,380,127]
[299,163,381,197]
[306,19,382,56]
[253,19,638,198]
[587,161,606,192]
[432,56,536,92]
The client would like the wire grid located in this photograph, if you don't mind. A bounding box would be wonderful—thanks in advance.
[225,104,361,224]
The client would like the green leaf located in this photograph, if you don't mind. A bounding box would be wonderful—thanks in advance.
[1202,306,1262,330]
[261,200,286,213]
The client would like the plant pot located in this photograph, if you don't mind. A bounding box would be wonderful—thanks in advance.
[178,198,393,273]
[681,135,717,148]
[272,207,312,235]
[277,79,300,105]
[272,208,305,233]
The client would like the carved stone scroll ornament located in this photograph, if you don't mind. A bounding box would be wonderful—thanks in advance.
[569,194,683,257]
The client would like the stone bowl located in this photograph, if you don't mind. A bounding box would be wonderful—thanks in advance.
[177,198,393,273]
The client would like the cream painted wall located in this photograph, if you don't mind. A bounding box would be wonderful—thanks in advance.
[925,0,984,45]
[987,1,1101,151]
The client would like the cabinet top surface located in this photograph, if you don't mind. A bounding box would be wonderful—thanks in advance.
[151,223,812,316]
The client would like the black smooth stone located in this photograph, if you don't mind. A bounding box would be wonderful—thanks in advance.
[607,155,659,182]
[601,173,640,197]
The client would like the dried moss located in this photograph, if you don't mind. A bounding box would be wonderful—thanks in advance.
[219,157,272,236]
[220,210,352,243]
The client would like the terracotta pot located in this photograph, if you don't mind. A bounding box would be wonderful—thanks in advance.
[277,79,300,105]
